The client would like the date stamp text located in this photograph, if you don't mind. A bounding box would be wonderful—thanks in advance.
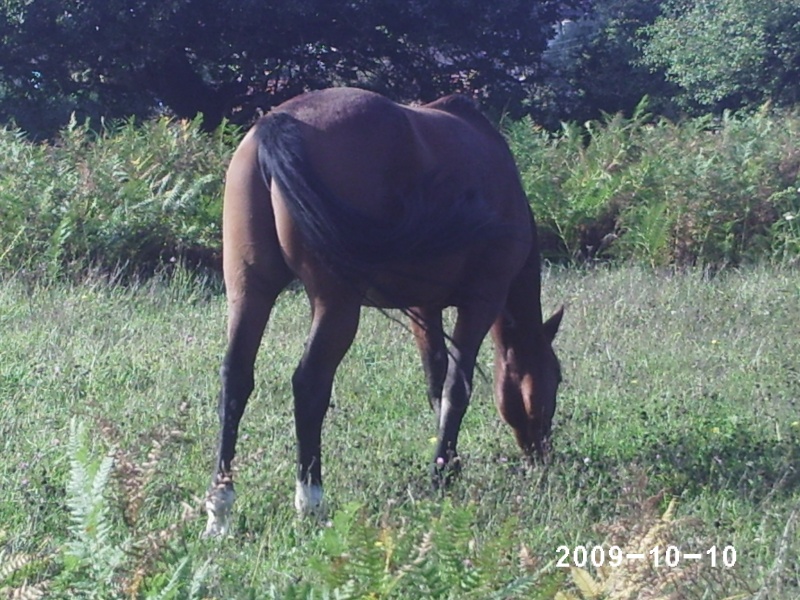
[556,544,737,569]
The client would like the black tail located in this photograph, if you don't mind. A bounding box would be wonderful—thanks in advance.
[256,111,506,283]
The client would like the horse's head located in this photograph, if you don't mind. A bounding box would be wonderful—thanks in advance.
[495,306,563,460]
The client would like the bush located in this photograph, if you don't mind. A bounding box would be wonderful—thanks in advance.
[509,104,800,266]
[0,115,237,278]
[1,106,798,279]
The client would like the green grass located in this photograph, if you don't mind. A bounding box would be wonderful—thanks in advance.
[0,266,798,598]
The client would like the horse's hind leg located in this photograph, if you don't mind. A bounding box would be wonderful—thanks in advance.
[205,270,291,537]
[292,293,360,516]
[410,307,448,422]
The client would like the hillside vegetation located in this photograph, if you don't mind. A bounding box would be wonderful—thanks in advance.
[1,107,798,280]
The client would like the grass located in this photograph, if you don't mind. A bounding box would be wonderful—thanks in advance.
[0,266,798,598]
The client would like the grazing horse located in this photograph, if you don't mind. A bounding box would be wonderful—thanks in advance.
[204,87,563,537]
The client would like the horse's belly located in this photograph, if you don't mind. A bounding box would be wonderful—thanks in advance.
[357,249,511,309]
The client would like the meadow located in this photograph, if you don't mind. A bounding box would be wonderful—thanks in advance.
[1,265,798,598]
[1,103,799,598]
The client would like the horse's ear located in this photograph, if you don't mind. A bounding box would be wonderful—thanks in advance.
[543,305,564,342]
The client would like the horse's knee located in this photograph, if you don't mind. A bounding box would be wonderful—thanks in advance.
[290,364,313,402]
[218,360,254,423]
[427,350,448,391]
[443,358,472,412]
[291,364,333,425]
[220,358,255,398]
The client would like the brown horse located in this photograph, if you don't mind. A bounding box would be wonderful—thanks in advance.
[204,87,563,536]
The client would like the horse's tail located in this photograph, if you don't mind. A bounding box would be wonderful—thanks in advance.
[255,111,505,282]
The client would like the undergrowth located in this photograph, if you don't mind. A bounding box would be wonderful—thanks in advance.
[0,407,765,599]
[0,409,209,600]
[1,106,799,281]
[508,103,800,266]
[2,426,757,599]
[0,116,234,279]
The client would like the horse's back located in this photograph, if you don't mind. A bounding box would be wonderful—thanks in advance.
[271,88,526,221]
[242,87,533,307]
[406,96,529,221]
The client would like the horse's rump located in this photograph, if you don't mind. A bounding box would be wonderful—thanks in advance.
[255,88,526,301]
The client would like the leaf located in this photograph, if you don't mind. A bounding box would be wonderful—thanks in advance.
[570,566,602,599]
[661,498,678,523]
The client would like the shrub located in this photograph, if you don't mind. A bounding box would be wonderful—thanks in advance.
[509,104,800,266]
[1,105,798,278]
[0,115,236,278]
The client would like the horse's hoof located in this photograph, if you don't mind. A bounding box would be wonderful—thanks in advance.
[529,437,553,466]
[431,455,462,490]
[203,485,235,538]
[295,481,325,518]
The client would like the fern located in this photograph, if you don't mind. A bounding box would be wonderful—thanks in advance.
[290,500,556,599]
[556,475,750,600]
[0,547,51,599]
[55,416,208,599]
[142,556,212,600]
[62,418,127,595]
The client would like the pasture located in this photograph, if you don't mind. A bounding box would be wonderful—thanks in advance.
[1,266,798,598]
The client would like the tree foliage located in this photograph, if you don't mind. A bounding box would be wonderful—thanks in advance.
[537,0,677,126]
[0,0,584,136]
[640,0,800,113]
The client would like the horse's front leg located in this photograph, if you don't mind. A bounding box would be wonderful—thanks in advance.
[432,299,503,488]
[292,296,360,516]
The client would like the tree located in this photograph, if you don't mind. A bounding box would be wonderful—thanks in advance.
[536,0,678,126]
[640,0,800,113]
[0,0,584,136]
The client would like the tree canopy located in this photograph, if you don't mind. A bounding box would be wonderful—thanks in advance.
[640,0,800,113]
[537,0,678,127]
[0,0,586,136]
[3,0,800,137]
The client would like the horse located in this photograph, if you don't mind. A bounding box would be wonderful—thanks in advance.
[204,87,563,537]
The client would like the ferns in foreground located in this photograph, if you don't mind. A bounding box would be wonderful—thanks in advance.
[62,418,126,595]
[0,536,51,600]
[289,501,561,599]
[288,489,750,599]
[554,473,752,600]
[31,415,209,599]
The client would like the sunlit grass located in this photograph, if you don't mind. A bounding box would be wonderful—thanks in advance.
[0,266,797,597]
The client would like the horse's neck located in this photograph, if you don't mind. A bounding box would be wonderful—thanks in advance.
[495,309,548,365]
